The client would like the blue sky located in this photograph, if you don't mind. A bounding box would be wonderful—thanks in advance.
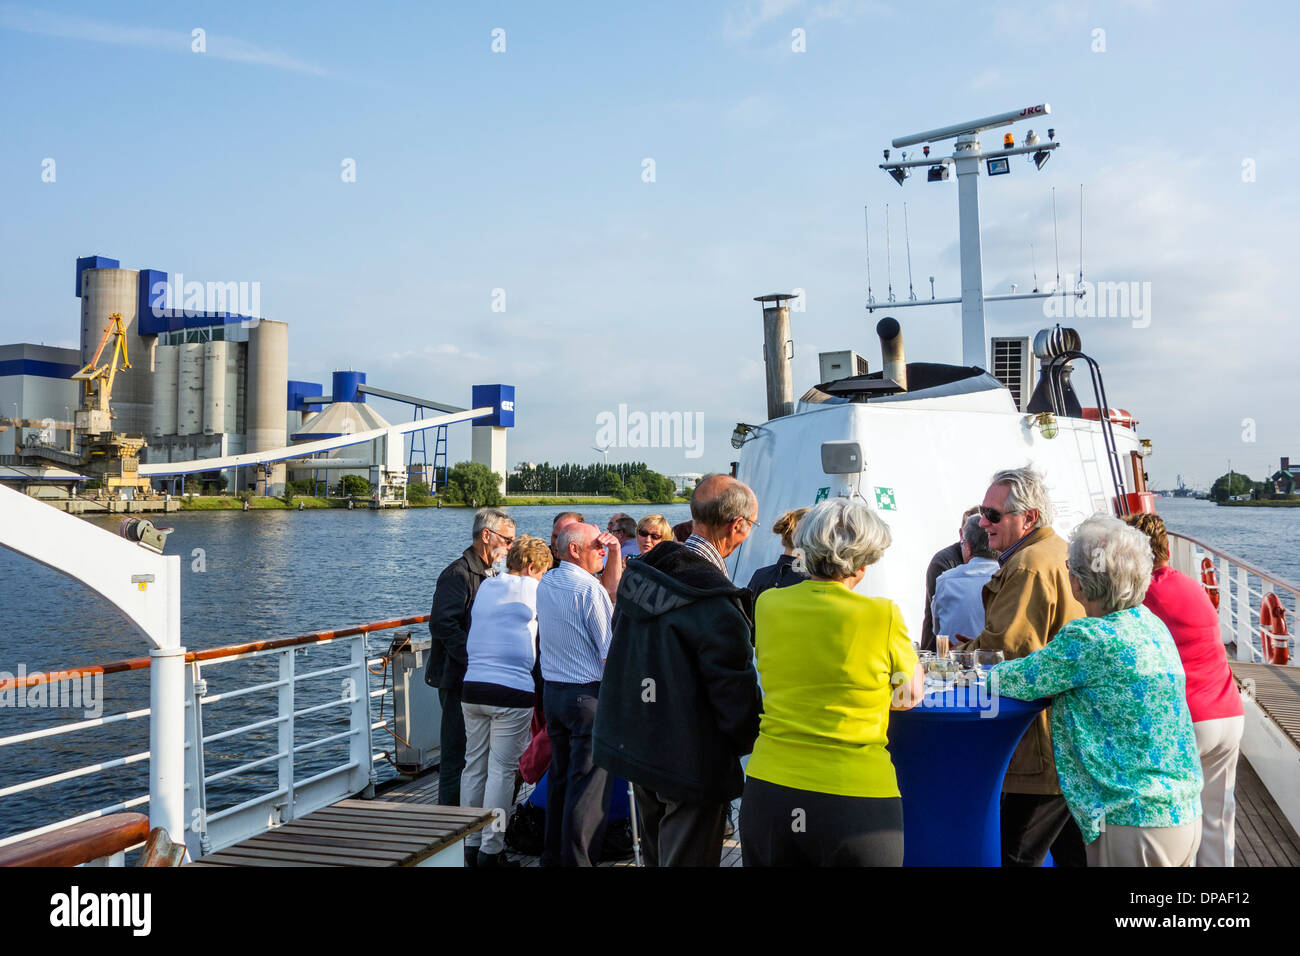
[2,0,1296,488]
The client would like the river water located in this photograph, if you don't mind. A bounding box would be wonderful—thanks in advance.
[0,497,1293,842]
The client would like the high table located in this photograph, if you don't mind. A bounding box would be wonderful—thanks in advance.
[888,686,1047,866]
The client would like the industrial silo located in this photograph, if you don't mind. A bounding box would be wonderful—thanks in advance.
[177,343,204,437]
[153,345,179,438]
[78,264,154,437]
[246,320,289,491]
[203,340,238,436]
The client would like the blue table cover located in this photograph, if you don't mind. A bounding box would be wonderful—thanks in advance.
[888,685,1047,866]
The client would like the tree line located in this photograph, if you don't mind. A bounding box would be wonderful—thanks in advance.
[508,461,683,503]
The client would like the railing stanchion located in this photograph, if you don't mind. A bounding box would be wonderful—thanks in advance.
[1236,565,1253,661]
[278,648,295,822]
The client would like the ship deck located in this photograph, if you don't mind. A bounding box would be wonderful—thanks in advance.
[378,757,1297,868]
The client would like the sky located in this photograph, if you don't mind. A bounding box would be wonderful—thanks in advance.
[2,0,1296,490]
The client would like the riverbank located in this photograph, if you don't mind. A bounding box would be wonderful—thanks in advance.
[1219,499,1300,508]
[175,494,685,511]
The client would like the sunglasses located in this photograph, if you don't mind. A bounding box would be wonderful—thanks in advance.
[637,530,663,540]
[488,528,515,546]
[980,506,1033,524]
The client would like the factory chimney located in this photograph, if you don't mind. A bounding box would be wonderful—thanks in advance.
[755,293,798,420]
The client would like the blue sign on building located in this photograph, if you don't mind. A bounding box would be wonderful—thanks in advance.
[471,384,515,427]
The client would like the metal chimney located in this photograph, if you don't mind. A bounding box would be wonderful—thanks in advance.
[755,293,797,420]
[876,316,907,391]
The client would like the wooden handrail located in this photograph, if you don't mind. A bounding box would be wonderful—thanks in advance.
[0,614,430,693]
[0,813,149,867]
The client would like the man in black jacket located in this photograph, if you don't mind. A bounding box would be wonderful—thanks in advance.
[425,507,515,808]
[594,475,762,866]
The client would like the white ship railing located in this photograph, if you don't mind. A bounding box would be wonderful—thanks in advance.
[1168,532,1298,664]
[0,615,427,863]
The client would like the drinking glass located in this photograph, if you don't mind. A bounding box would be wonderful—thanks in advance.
[935,634,951,658]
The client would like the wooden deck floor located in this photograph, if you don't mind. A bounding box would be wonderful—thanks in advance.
[378,754,1297,867]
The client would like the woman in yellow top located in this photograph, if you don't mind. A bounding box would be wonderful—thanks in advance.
[741,497,923,867]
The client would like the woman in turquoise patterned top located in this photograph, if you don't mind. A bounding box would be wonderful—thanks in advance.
[989,515,1203,867]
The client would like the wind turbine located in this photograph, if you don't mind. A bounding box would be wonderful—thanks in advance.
[592,443,612,466]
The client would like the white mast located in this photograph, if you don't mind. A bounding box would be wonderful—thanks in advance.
[877,103,1066,369]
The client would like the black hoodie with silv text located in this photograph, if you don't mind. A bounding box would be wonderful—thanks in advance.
[593,541,762,804]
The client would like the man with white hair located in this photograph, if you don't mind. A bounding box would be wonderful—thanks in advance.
[963,466,1087,867]
[536,521,622,866]
[931,514,999,641]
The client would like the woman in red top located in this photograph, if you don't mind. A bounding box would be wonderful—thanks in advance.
[1127,514,1244,867]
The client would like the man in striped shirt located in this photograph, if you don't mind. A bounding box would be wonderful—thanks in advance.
[536,521,622,866]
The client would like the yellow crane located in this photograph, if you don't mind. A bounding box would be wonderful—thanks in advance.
[72,312,131,435]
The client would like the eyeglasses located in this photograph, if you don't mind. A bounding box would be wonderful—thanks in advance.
[637,530,663,540]
[978,506,1008,524]
[740,516,760,530]
[488,528,515,546]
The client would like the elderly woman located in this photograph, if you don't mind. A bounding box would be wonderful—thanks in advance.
[988,515,1203,867]
[741,498,923,867]
[1125,513,1243,867]
[745,507,811,600]
[461,534,553,867]
[633,513,674,557]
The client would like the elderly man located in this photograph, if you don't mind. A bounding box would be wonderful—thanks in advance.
[425,507,515,808]
[931,515,1000,641]
[594,474,763,866]
[550,510,621,602]
[962,466,1087,867]
[920,506,980,652]
[536,521,622,866]
[607,513,640,561]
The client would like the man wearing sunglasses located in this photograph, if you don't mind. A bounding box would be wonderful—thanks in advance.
[425,507,516,808]
[963,466,1086,868]
[607,513,640,562]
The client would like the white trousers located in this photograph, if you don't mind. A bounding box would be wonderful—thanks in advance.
[1194,714,1244,868]
[461,702,533,854]
[1086,818,1202,867]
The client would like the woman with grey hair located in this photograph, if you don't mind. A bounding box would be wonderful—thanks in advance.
[989,515,1204,866]
[741,498,923,867]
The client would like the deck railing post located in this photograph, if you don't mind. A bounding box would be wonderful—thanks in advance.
[148,556,186,846]
[278,648,295,821]
[352,636,376,798]
[1236,564,1254,661]
[183,661,212,858]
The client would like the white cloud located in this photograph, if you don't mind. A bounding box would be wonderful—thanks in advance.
[0,4,327,75]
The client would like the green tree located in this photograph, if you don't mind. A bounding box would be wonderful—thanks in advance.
[1210,471,1255,503]
[341,474,371,497]
[601,470,624,497]
[621,474,647,501]
[443,460,505,507]
[407,482,431,501]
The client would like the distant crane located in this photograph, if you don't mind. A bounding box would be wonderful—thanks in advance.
[72,312,131,436]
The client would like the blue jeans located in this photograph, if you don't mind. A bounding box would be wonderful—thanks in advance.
[542,681,612,867]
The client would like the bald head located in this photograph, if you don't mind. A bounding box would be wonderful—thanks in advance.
[557,522,605,574]
[691,475,757,531]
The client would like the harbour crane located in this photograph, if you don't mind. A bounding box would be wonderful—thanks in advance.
[72,312,131,437]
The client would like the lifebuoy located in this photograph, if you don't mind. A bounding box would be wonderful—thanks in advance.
[1200,557,1220,610]
[1261,592,1290,666]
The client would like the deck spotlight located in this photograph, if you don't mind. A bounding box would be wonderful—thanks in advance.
[1140,438,1153,457]
[986,156,1010,176]
[1034,411,1059,440]
[927,164,949,182]
[731,423,758,449]
[1032,149,1051,170]
[887,166,909,186]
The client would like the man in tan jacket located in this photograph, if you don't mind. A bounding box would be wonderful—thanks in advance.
[963,466,1087,867]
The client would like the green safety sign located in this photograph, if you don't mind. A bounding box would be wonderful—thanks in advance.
[874,486,897,510]
[814,487,830,503]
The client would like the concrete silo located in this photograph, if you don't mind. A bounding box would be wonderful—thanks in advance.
[152,345,179,438]
[246,319,289,492]
[203,340,238,435]
[77,260,154,437]
[177,343,204,437]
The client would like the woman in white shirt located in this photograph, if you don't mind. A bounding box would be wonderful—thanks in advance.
[461,535,553,866]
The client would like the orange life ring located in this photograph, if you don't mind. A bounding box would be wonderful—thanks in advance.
[1261,592,1290,666]
[1200,557,1220,610]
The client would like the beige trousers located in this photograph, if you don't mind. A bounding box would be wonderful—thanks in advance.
[1194,715,1244,868]
[1086,818,1202,867]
